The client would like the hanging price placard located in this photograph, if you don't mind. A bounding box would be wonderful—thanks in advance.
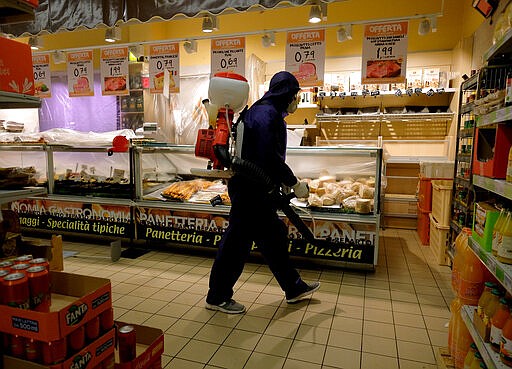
[285,30,325,87]
[100,47,129,96]
[211,37,245,76]
[67,50,94,97]
[32,54,51,98]
[362,21,408,84]
[149,43,179,94]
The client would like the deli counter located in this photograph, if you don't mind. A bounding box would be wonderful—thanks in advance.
[2,143,383,269]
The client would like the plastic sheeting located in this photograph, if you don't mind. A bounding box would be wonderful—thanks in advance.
[1,0,335,36]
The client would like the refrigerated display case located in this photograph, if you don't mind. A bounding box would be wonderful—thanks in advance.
[132,144,383,269]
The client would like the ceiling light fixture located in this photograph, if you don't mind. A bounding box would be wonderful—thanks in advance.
[53,50,66,64]
[430,16,438,32]
[183,39,198,54]
[28,36,43,50]
[308,5,322,23]
[202,15,218,33]
[105,27,121,43]
[262,32,276,47]
[336,24,352,42]
[418,18,431,36]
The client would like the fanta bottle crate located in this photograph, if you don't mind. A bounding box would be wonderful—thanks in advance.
[429,213,450,265]
[417,204,430,245]
[431,180,454,227]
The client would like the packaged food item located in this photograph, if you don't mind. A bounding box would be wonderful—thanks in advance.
[501,311,512,366]
[458,248,484,305]
[11,263,30,272]
[86,316,100,342]
[68,325,86,353]
[14,255,33,264]
[118,325,137,363]
[483,289,503,327]
[493,209,507,255]
[0,260,14,272]
[29,257,50,270]
[10,334,25,358]
[490,298,511,352]
[25,338,41,362]
[100,308,114,332]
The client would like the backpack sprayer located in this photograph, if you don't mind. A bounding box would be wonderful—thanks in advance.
[190,72,319,243]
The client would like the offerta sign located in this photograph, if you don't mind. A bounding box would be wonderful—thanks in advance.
[211,37,245,77]
[100,47,129,96]
[67,50,94,97]
[32,54,51,98]
[149,43,180,94]
[362,21,408,84]
[285,30,325,87]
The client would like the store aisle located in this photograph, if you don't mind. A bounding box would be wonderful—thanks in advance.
[62,228,453,369]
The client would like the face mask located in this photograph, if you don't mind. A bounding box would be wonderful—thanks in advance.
[286,92,300,114]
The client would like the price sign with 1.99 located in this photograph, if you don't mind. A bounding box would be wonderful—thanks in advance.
[110,65,121,76]
[376,46,394,59]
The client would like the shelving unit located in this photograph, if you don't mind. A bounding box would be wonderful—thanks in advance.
[460,305,508,369]
[118,62,145,131]
[0,91,41,109]
[448,73,479,257]
[456,28,512,369]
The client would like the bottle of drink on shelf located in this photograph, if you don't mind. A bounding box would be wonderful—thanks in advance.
[483,289,503,328]
[449,298,462,356]
[469,352,483,369]
[500,308,512,366]
[458,244,484,305]
[498,210,512,264]
[477,281,497,319]
[450,297,473,369]
[463,342,478,369]
[493,209,507,255]
[452,230,470,294]
[490,297,511,352]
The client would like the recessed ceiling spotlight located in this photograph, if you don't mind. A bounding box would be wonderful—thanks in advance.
[262,32,276,47]
[184,40,198,54]
[336,24,352,43]
[105,27,121,43]
[202,15,218,33]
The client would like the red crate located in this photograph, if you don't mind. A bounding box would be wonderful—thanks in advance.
[417,204,430,245]
[418,176,452,212]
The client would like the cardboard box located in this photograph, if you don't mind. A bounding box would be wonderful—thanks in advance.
[4,328,115,369]
[472,202,500,252]
[473,125,512,179]
[0,37,35,95]
[114,322,164,369]
[0,271,112,341]
[385,162,419,177]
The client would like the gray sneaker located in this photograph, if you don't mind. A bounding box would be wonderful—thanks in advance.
[286,281,320,303]
[205,299,246,314]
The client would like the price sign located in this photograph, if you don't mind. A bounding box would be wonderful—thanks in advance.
[32,54,51,98]
[149,43,180,94]
[362,21,408,84]
[67,50,94,97]
[285,30,325,87]
[211,37,245,77]
[100,47,129,96]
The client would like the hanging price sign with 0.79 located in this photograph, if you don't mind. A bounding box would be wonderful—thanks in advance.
[67,50,94,97]
[149,43,180,94]
[32,53,52,98]
[211,37,246,77]
[362,21,409,84]
[101,47,129,96]
[286,30,325,88]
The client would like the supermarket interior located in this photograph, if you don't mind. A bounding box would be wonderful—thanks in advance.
[1,0,512,368]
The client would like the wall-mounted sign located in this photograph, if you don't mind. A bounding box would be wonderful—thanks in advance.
[211,36,246,77]
[362,21,408,84]
[67,50,94,97]
[149,43,180,94]
[285,29,325,87]
[100,46,129,96]
[32,54,51,98]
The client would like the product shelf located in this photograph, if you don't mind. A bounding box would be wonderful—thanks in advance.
[468,237,512,294]
[472,175,512,201]
[460,304,508,369]
[476,105,512,127]
[484,28,512,61]
[0,187,46,204]
[0,90,41,109]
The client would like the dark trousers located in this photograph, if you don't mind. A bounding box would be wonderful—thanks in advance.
[206,177,300,304]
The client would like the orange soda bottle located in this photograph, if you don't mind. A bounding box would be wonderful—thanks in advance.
[490,298,511,352]
[458,246,484,305]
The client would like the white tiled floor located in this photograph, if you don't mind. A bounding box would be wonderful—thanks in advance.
[61,228,453,369]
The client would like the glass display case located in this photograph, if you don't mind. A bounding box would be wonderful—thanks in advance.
[0,143,48,189]
[46,145,132,199]
[133,144,382,269]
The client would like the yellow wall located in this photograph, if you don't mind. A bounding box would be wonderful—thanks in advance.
[19,0,485,71]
